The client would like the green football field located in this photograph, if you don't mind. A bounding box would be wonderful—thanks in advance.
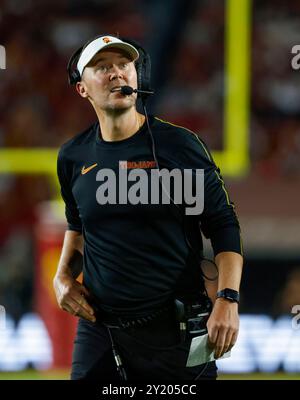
[0,370,299,380]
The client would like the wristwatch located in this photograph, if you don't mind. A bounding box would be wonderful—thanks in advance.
[216,288,240,304]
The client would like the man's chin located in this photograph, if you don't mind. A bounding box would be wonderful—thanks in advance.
[105,99,134,113]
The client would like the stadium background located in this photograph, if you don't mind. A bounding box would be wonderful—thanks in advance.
[0,0,299,380]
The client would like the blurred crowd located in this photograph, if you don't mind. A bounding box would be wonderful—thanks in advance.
[0,0,300,318]
[157,0,300,180]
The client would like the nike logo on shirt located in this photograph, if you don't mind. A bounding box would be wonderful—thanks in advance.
[81,163,98,175]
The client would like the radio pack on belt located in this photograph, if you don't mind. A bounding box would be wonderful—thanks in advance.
[174,294,212,342]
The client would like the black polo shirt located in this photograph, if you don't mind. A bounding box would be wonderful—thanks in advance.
[57,115,242,316]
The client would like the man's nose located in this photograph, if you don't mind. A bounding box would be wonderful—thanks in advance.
[109,65,124,81]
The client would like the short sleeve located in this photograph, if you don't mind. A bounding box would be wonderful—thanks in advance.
[57,148,82,232]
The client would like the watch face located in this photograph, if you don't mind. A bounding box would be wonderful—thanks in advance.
[217,289,240,303]
[224,289,233,298]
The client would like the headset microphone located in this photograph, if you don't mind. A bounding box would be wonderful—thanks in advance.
[119,85,154,96]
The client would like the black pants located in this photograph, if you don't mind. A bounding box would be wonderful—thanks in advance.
[71,308,217,381]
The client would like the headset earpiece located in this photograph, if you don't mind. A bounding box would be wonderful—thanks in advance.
[67,46,84,85]
[120,37,153,101]
[69,70,81,85]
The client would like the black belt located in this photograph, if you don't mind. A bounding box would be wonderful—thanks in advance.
[95,303,174,330]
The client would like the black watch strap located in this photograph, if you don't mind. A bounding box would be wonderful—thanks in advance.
[216,288,240,304]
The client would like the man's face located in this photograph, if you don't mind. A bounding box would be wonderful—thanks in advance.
[77,48,138,113]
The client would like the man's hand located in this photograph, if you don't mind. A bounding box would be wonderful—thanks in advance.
[206,297,239,359]
[53,274,96,323]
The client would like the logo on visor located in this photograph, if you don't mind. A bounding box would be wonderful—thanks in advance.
[102,37,112,44]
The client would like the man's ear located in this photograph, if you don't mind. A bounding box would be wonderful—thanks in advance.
[76,80,89,98]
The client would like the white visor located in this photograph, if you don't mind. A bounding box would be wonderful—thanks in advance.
[77,36,139,76]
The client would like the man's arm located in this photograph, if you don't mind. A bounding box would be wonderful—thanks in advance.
[206,251,243,358]
[53,230,96,322]
[174,130,243,357]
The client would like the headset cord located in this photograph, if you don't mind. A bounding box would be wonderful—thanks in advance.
[142,102,218,283]
[107,327,128,381]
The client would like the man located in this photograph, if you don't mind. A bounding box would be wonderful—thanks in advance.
[53,34,243,381]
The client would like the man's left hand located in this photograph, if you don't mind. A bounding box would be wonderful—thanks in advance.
[206,298,239,359]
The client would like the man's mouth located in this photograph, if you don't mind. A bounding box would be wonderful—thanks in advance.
[110,86,122,93]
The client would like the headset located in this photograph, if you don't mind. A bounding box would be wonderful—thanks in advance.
[67,34,153,102]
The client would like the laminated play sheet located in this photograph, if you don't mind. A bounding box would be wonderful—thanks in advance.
[186,333,231,367]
